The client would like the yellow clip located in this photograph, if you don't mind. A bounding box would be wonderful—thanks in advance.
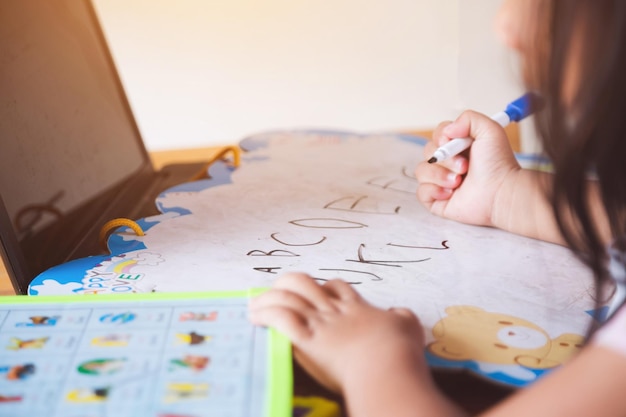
[292,396,341,417]
[191,145,241,181]
[99,218,145,252]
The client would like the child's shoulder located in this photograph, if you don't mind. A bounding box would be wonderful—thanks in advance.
[602,236,626,317]
[608,235,626,284]
[593,305,626,356]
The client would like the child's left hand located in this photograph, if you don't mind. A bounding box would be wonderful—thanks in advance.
[248,272,428,393]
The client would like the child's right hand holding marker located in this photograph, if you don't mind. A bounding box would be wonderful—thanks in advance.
[415,109,567,246]
[415,110,522,228]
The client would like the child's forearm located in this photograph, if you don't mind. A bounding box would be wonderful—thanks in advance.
[491,169,610,246]
[479,344,626,417]
[341,354,466,417]
[491,169,565,245]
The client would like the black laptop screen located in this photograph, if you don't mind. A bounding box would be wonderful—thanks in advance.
[0,1,152,292]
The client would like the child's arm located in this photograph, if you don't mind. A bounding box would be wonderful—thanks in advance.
[480,346,626,417]
[481,307,626,417]
[251,273,626,417]
[249,273,466,417]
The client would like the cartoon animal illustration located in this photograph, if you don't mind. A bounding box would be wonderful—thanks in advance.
[15,315,59,327]
[169,355,210,372]
[90,334,130,348]
[66,386,110,403]
[77,358,126,375]
[98,312,136,324]
[28,315,59,326]
[1,363,36,380]
[0,394,22,403]
[163,382,209,403]
[175,331,212,346]
[428,306,584,369]
[6,337,49,350]
[178,311,218,322]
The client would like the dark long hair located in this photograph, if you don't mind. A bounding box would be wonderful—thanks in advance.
[527,1,626,313]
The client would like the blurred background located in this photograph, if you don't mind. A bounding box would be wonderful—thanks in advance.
[92,0,539,152]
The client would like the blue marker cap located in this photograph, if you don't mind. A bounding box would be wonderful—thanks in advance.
[504,93,538,122]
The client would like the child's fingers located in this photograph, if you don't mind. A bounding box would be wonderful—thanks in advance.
[388,308,424,339]
[431,121,453,145]
[444,110,500,144]
[428,121,471,174]
[273,272,338,312]
[248,305,313,342]
[388,307,419,322]
[416,183,453,207]
[424,147,468,174]
[417,184,454,216]
[249,288,316,315]
[415,161,463,190]
[442,155,469,175]
[322,279,360,302]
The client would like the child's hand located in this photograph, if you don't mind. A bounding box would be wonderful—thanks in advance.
[248,273,428,394]
[415,110,521,227]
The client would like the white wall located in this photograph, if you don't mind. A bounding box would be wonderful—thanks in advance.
[93,0,535,152]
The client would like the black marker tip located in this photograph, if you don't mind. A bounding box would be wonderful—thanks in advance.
[427,157,437,164]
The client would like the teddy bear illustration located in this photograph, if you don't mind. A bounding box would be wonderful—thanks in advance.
[428,305,584,369]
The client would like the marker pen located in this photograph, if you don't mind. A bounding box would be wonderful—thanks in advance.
[427,93,539,164]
